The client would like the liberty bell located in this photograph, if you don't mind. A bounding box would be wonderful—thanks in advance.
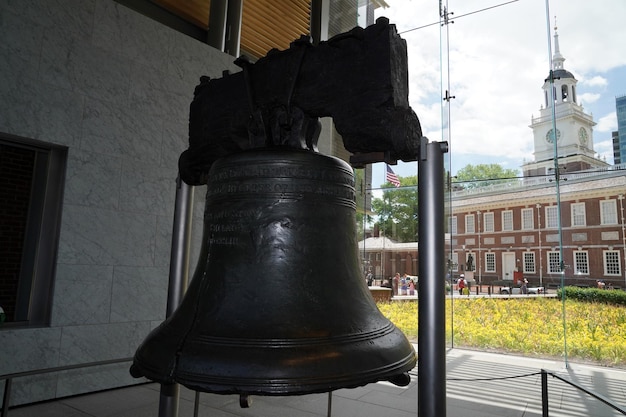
[131,18,421,398]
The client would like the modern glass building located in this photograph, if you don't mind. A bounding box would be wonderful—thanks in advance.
[615,95,626,164]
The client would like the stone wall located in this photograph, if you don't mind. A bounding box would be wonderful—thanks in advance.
[0,0,238,406]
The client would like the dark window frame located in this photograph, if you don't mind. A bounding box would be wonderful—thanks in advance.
[0,133,67,328]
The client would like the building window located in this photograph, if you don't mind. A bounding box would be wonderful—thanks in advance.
[0,134,67,327]
[604,251,621,276]
[449,216,457,235]
[485,252,496,273]
[465,214,475,234]
[545,206,559,229]
[523,252,535,273]
[573,251,589,275]
[600,200,618,225]
[483,212,494,233]
[502,210,513,231]
[571,202,586,226]
[521,208,534,230]
[548,251,561,273]
[376,253,381,261]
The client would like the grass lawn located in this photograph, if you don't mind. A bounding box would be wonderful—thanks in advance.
[377,297,626,367]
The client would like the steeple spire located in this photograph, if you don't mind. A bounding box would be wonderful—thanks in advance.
[552,17,565,70]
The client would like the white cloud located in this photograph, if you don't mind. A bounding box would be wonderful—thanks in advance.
[581,76,608,88]
[372,0,626,184]
[594,139,615,163]
[579,92,601,105]
[595,112,617,133]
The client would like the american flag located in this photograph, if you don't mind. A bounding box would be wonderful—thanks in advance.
[386,164,401,188]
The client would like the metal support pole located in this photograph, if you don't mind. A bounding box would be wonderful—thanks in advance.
[327,391,333,417]
[541,370,549,417]
[418,138,448,417]
[2,378,11,417]
[158,175,194,417]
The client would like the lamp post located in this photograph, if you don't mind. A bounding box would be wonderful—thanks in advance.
[537,204,543,287]
[617,194,626,288]
[477,210,482,285]
[462,244,466,272]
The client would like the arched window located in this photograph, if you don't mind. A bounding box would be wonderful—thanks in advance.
[561,85,569,101]
[572,86,577,104]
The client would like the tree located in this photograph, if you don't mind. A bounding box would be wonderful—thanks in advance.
[453,164,520,190]
[371,175,418,243]
[354,168,373,241]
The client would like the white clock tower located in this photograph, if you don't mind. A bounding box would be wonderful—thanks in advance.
[523,26,607,177]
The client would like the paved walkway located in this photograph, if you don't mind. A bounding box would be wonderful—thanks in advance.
[7,348,626,417]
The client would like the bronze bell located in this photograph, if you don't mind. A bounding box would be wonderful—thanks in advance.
[130,147,416,396]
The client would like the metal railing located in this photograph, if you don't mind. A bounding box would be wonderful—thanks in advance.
[541,369,626,416]
[1,357,133,417]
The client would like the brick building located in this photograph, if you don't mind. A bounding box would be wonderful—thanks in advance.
[450,170,626,289]
[450,28,626,290]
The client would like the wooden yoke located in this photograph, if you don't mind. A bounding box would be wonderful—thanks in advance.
[180,17,422,185]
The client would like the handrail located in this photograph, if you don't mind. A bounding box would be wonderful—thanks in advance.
[541,369,626,416]
[1,357,133,417]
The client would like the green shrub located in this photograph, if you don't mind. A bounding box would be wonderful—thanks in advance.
[557,286,626,306]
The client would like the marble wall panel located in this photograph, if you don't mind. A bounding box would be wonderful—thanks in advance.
[1,0,239,405]
[167,29,239,87]
[92,1,171,67]
[0,328,62,374]
[119,161,177,217]
[0,5,45,55]
[57,205,156,266]
[1,81,85,148]
[56,362,145,400]
[81,97,163,164]
[110,266,168,322]
[58,322,151,365]
[155,214,174,269]
[64,149,122,209]
[128,62,186,120]
[3,0,97,40]
[40,30,132,106]
[51,264,114,326]
[2,374,58,408]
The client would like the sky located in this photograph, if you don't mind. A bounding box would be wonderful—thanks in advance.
[368,0,626,190]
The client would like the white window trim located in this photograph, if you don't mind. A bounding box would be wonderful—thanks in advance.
[449,216,458,235]
[521,208,534,230]
[547,251,561,273]
[603,250,622,276]
[523,252,535,274]
[465,214,475,234]
[502,210,513,232]
[571,202,586,227]
[483,212,494,233]
[600,199,618,225]
[573,250,589,275]
[485,252,496,273]
[545,206,558,229]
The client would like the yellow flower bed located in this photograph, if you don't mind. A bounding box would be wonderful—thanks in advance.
[377,298,626,366]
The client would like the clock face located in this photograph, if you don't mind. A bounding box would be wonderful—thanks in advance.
[545,128,561,144]
[578,127,589,145]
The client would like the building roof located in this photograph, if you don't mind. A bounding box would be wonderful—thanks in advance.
[358,236,418,251]
[545,68,576,81]
[451,164,626,210]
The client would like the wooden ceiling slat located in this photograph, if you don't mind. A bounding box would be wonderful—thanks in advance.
[241,0,311,58]
[150,0,312,59]
[151,0,211,29]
